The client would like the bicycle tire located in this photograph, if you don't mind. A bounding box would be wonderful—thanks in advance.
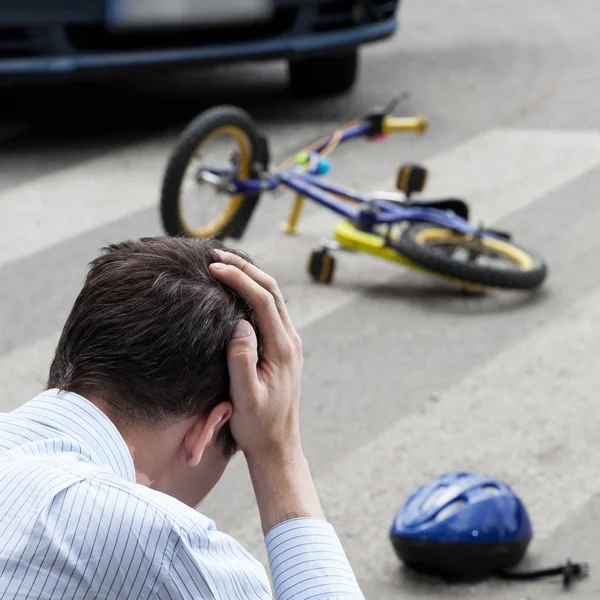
[394,223,548,290]
[160,105,268,241]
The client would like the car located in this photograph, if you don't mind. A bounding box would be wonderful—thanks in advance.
[0,0,400,96]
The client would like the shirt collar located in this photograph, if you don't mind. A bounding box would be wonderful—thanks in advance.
[12,388,136,483]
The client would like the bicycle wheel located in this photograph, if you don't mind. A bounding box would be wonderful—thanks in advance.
[160,105,268,240]
[395,223,547,290]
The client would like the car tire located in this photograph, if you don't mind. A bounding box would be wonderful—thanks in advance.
[288,49,359,97]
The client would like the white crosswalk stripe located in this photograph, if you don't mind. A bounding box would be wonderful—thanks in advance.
[1,116,600,598]
[304,285,600,582]
[4,126,597,404]
[422,128,600,223]
[0,119,338,268]
[227,283,600,578]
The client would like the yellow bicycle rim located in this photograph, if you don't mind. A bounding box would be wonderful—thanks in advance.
[333,220,486,291]
[179,125,252,238]
[413,228,535,270]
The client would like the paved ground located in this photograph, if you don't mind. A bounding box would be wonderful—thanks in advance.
[1,0,599,597]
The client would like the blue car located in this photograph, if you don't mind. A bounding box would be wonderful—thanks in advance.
[0,0,400,96]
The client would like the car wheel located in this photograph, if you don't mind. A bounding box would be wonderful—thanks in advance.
[288,48,359,97]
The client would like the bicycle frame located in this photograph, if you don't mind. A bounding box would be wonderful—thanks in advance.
[202,117,501,240]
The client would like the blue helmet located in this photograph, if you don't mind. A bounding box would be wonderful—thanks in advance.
[390,472,533,580]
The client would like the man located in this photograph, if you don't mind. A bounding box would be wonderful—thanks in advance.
[0,237,364,599]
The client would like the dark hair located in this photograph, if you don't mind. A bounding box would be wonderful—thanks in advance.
[47,235,261,458]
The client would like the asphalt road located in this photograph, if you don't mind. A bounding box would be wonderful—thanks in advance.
[1,0,599,597]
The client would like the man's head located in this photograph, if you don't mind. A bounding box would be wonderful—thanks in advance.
[47,236,260,506]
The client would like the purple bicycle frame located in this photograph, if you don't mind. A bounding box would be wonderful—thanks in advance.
[206,121,499,239]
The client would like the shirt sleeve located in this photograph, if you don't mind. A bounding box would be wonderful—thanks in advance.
[156,517,363,600]
[265,518,365,600]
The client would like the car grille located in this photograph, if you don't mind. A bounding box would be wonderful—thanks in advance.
[0,0,398,60]
[315,0,398,32]
[0,27,42,58]
[66,7,298,52]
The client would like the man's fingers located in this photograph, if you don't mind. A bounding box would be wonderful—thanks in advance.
[210,262,292,359]
[227,320,261,398]
[212,250,296,336]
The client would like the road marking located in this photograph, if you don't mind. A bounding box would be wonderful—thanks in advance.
[422,128,600,224]
[228,284,600,577]
[0,120,337,269]
[2,125,599,271]
[244,127,600,330]
[0,135,171,268]
[3,127,600,584]
[2,127,600,408]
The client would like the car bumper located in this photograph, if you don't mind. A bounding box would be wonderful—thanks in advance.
[0,1,399,78]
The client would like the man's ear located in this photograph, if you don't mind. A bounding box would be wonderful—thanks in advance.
[184,402,233,467]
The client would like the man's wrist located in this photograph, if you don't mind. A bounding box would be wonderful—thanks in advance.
[243,439,305,470]
[245,439,325,533]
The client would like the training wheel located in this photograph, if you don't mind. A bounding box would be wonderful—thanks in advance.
[307,249,336,283]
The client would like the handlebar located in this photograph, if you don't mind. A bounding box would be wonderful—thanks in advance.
[382,115,428,135]
[276,102,429,172]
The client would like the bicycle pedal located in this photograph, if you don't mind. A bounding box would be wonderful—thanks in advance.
[396,163,428,196]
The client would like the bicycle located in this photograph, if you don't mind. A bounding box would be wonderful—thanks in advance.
[159,99,547,291]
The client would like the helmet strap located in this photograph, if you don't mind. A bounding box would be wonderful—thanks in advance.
[496,560,589,589]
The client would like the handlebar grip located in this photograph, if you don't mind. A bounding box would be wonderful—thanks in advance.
[382,115,428,135]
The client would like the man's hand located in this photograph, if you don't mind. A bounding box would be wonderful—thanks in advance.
[209,251,325,532]
[209,250,303,461]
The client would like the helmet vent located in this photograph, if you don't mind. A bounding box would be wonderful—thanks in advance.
[420,485,449,512]
[481,484,501,496]
[434,498,467,521]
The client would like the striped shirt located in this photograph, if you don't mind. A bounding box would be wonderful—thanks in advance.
[0,390,364,600]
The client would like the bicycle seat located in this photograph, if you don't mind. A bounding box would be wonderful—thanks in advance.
[369,192,470,222]
[409,198,470,221]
